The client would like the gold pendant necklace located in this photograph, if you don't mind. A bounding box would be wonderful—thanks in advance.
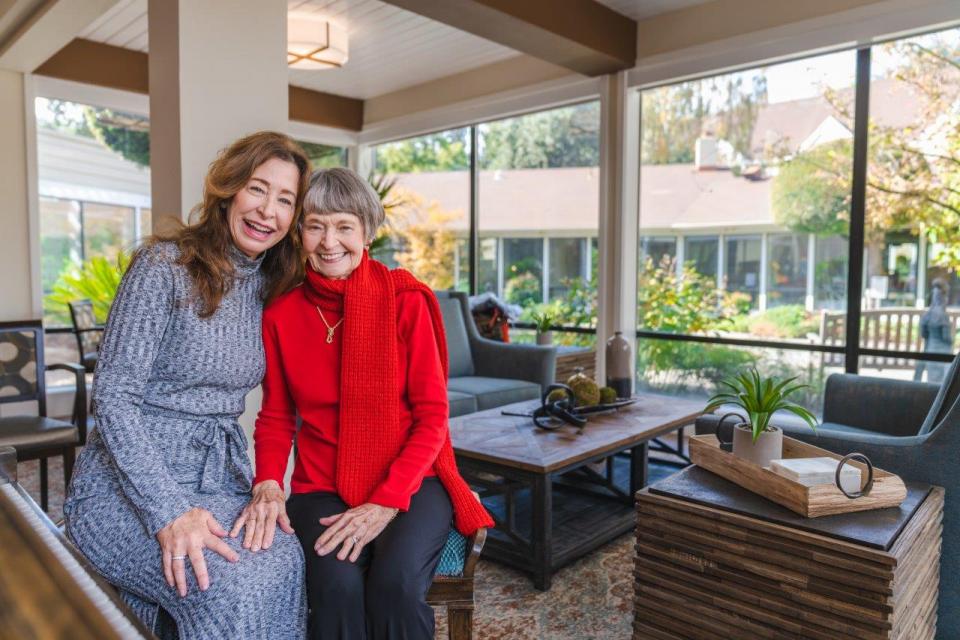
[316,306,344,344]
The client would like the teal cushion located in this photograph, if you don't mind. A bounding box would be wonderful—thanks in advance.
[434,529,467,577]
[439,298,475,378]
[447,376,540,411]
[448,390,477,417]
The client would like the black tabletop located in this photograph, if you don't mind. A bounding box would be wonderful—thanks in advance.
[647,465,932,550]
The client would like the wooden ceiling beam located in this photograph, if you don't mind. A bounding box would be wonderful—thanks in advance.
[381,0,636,77]
[34,39,363,131]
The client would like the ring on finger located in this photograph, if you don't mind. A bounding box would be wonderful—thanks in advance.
[172,555,188,561]
[351,535,360,544]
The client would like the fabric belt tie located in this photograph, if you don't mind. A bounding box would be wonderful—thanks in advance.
[192,416,252,494]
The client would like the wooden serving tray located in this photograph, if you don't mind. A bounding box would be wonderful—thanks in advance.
[688,434,907,518]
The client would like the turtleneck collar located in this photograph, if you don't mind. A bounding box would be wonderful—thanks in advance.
[228,243,266,279]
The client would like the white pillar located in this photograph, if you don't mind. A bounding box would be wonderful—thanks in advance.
[148,0,289,228]
[0,69,36,321]
[596,72,639,388]
[759,232,769,311]
[917,228,928,308]
[148,0,290,476]
[806,233,816,311]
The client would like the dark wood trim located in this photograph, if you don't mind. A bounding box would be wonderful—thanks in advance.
[33,39,363,131]
[34,39,149,94]
[380,0,636,76]
[288,85,363,131]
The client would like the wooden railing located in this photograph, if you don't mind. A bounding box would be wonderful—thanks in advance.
[820,307,960,369]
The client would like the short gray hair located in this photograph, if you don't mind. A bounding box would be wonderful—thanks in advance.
[303,168,385,242]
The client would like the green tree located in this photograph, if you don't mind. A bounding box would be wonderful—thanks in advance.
[772,140,852,235]
[480,102,599,169]
[376,130,469,173]
[84,108,150,167]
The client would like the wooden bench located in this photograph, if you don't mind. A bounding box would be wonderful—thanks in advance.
[428,528,487,640]
[820,307,960,370]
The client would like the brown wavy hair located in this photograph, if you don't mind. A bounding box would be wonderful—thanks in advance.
[141,131,311,317]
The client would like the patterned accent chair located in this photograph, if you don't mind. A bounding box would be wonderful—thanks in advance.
[428,527,487,640]
[68,299,104,374]
[0,320,87,512]
[697,360,960,638]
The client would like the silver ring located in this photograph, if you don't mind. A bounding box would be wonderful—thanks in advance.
[351,535,360,544]
[171,555,187,561]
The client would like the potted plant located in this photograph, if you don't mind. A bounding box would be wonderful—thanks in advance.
[704,368,818,468]
[531,309,556,345]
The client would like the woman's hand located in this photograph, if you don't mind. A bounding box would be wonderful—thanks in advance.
[229,480,294,553]
[157,508,239,597]
[315,503,399,562]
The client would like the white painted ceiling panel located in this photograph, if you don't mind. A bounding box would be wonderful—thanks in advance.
[76,0,709,99]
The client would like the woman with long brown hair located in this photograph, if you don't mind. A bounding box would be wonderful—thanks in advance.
[64,131,311,639]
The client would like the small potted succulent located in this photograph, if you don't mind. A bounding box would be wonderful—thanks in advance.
[531,309,556,345]
[704,369,818,468]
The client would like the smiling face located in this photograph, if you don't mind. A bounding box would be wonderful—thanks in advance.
[301,211,366,279]
[227,157,300,258]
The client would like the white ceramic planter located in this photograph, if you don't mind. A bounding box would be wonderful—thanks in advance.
[536,331,553,346]
[732,423,783,468]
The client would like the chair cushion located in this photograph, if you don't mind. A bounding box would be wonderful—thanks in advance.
[918,353,960,435]
[447,391,477,418]
[447,376,540,411]
[801,421,885,438]
[439,298,474,378]
[434,529,467,577]
[0,416,78,452]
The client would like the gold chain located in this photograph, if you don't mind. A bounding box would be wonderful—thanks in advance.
[316,306,345,344]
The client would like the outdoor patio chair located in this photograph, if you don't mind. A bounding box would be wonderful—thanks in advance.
[435,290,556,417]
[697,357,960,638]
[0,320,87,512]
[68,299,104,374]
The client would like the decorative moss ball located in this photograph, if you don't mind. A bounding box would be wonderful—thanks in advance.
[566,368,600,407]
[599,386,617,404]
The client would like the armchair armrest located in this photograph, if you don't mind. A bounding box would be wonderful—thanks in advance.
[462,527,487,579]
[822,374,937,437]
[46,362,88,445]
[471,338,556,390]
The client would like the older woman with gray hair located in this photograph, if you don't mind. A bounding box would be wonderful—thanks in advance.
[239,167,492,639]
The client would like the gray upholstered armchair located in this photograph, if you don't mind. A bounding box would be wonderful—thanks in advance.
[696,361,960,639]
[434,290,556,417]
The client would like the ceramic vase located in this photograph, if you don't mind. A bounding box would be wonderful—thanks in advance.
[605,330,632,398]
[732,423,783,468]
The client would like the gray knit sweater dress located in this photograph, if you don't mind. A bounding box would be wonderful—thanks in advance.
[63,241,306,639]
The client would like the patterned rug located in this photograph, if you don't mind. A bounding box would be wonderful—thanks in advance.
[17,457,638,639]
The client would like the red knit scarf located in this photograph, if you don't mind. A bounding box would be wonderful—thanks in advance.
[303,252,493,535]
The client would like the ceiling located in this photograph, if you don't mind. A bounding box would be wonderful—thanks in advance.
[79,0,713,100]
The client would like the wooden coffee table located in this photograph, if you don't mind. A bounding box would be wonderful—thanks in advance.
[449,393,703,589]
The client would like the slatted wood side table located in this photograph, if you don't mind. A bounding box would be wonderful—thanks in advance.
[633,466,943,640]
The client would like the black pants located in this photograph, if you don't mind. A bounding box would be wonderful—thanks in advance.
[287,478,454,640]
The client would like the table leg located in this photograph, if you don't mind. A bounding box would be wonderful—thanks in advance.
[630,442,649,498]
[531,473,553,590]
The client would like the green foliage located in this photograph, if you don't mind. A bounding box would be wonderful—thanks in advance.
[641,73,768,164]
[725,305,819,339]
[530,309,556,333]
[375,130,470,174]
[480,103,599,170]
[45,253,130,325]
[504,272,541,308]
[637,256,735,333]
[299,141,345,168]
[772,140,852,235]
[84,108,150,167]
[704,368,818,443]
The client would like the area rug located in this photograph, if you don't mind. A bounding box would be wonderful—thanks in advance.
[17,458,637,639]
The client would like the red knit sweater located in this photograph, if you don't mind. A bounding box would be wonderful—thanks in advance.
[253,287,445,508]
[253,256,493,535]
